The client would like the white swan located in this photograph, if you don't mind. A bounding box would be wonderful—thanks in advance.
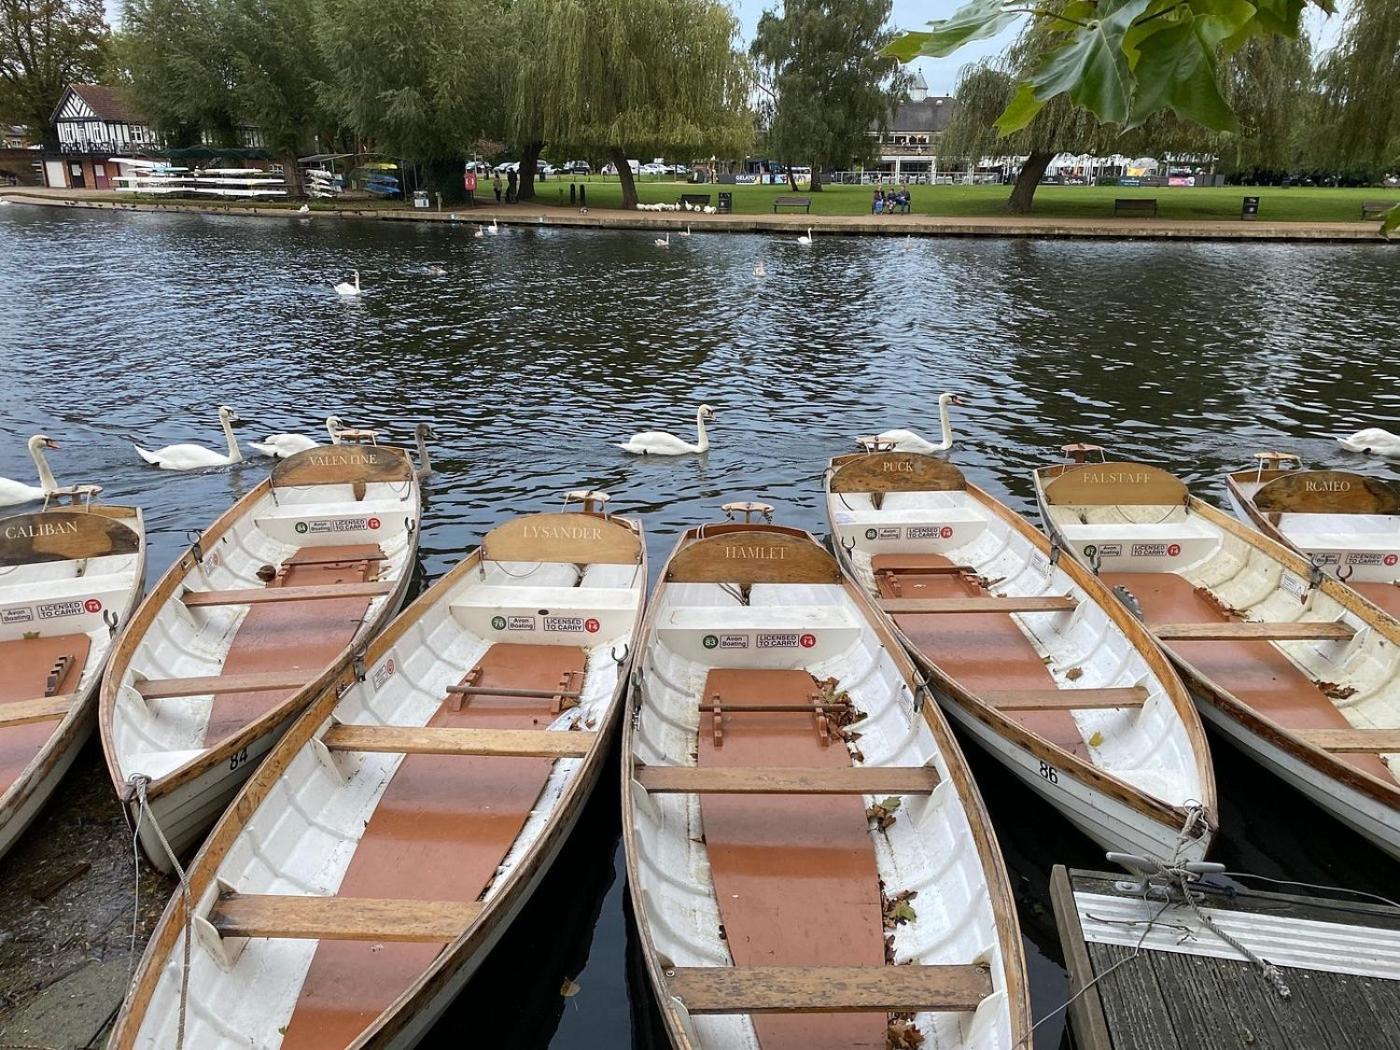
[875,392,965,453]
[297,204,310,214]
[797,227,813,246]
[617,404,715,456]
[334,270,361,296]
[679,225,691,237]
[134,405,243,470]
[425,264,447,276]
[1338,427,1400,459]
[414,422,437,478]
[0,435,61,506]
[474,225,485,239]
[486,219,500,235]
[654,232,670,248]
[753,260,766,277]
[249,416,344,459]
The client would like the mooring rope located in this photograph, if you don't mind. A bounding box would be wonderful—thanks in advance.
[127,773,192,1049]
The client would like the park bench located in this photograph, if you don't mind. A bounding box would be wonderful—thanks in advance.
[1361,200,1396,220]
[1114,198,1158,218]
[680,193,711,208]
[773,195,813,213]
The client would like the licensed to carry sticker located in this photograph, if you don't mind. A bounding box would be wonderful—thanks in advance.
[1131,543,1167,558]
[37,600,83,619]
[544,616,585,632]
[757,633,799,649]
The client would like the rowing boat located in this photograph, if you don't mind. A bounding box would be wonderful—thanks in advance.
[111,491,644,1048]
[0,493,145,859]
[624,503,1030,1050]
[99,440,423,871]
[825,448,1216,865]
[1224,451,1400,617]
[1032,445,1400,860]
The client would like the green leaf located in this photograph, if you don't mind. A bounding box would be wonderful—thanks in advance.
[1027,0,1152,125]
[1127,12,1238,131]
[994,80,1047,134]
[883,0,1019,62]
[879,796,902,812]
[1383,204,1400,239]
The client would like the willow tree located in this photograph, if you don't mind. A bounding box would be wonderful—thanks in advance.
[751,0,905,191]
[0,0,108,148]
[1317,0,1399,175]
[119,0,240,146]
[523,0,752,209]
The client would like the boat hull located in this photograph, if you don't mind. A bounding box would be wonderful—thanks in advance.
[0,693,96,861]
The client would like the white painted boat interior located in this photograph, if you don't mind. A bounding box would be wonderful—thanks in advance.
[828,486,1206,812]
[108,477,417,786]
[131,545,643,1048]
[630,574,1015,1050]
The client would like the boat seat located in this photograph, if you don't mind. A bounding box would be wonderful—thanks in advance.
[635,765,939,794]
[656,605,861,665]
[1295,729,1400,753]
[320,724,597,757]
[664,964,991,1014]
[181,581,393,608]
[0,694,77,728]
[253,500,412,547]
[206,892,481,942]
[449,584,638,643]
[829,507,988,554]
[1057,519,1219,569]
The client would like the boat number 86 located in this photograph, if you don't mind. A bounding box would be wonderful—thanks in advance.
[229,748,249,771]
[1038,760,1059,785]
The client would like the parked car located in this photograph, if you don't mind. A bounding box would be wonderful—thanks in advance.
[561,160,592,175]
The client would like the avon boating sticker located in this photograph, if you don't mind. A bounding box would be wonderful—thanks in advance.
[1,607,34,624]
[544,616,585,632]
[757,633,800,649]
[863,527,901,541]
[907,526,954,540]
[294,517,381,535]
[371,657,396,690]
[1097,543,1122,558]
[704,634,750,650]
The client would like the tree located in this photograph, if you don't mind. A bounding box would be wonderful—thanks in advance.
[118,0,240,146]
[1316,0,1399,174]
[0,0,109,148]
[314,0,504,201]
[524,0,752,209]
[751,0,906,190]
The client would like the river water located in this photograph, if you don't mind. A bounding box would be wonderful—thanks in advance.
[1,204,1398,1047]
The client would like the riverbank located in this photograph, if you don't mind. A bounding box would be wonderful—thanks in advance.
[2,186,1393,242]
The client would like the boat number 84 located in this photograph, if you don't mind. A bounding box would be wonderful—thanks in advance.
[229,747,249,771]
[1038,760,1059,785]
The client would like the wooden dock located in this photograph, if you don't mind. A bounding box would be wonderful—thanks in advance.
[1050,866,1400,1050]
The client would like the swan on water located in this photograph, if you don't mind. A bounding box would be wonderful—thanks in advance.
[753,260,766,277]
[875,392,965,453]
[426,264,447,276]
[249,416,344,459]
[679,225,691,237]
[1339,427,1400,459]
[297,204,310,214]
[617,405,715,456]
[414,422,437,478]
[487,219,500,235]
[0,435,61,507]
[474,225,485,238]
[334,270,361,296]
[797,227,813,246]
[654,232,670,248]
[134,405,243,469]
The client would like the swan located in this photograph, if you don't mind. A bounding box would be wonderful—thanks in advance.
[474,225,485,238]
[334,270,361,296]
[486,219,500,235]
[617,404,715,456]
[0,435,61,506]
[679,225,691,237]
[1339,427,1400,458]
[414,422,437,478]
[753,260,766,277]
[425,264,447,276]
[875,392,965,453]
[654,232,670,248]
[134,405,243,469]
[297,203,310,214]
[797,227,813,246]
[249,416,344,459]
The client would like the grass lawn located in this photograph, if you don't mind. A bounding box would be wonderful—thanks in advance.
[531,177,1396,223]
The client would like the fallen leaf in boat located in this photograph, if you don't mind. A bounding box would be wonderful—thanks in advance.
[1088,731,1104,748]
[882,888,919,929]
[887,1016,925,1049]
[560,978,581,997]
[1065,666,1083,681]
[1320,682,1357,700]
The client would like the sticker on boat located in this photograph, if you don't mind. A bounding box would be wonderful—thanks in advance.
[720,634,749,649]
[1346,552,1384,566]
[800,633,816,648]
[1167,543,1181,557]
[1097,543,1122,557]
[585,618,600,633]
[757,632,799,648]
[1131,543,1168,557]
[1280,572,1308,601]
[304,517,373,534]
[1385,554,1398,567]
[2,607,33,624]
[38,600,83,619]
[907,526,948,540]
[544,616,585,632]
[507,615,536,630]
[84,598,103,613]
[371,658,396,690]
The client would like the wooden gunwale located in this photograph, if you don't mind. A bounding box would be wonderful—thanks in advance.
[98,469,418,809]
[111,513,646,1050]
[0,505,146,852]
[832,466,1217,839]
[1223,469,1291,549]
[621,523,1032,1050]
[1033,464,1400,811]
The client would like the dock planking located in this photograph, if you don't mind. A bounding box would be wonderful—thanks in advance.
[1050,867,1400,1050]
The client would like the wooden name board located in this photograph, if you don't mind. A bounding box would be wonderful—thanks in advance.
[829,452,967,494]
[666,529,842,585]
[1252,471,1400,516]
[0,510,142,566]
[1042,461,1189,507]
[271,445,413,488]
[482,512,641,565]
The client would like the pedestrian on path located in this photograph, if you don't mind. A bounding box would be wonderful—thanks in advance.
[507,169,517,203]
[493,173,502,203]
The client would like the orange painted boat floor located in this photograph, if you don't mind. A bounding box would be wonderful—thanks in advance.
[205,544,382,747]
[1101,571,1394,784]
[696,668,886,1050]
[0,633,90,796]
[1353,581,1400,619]
[278,642,586,1049]
[873,554,1089,761]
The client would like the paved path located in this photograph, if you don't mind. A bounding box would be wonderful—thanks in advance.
[2,187,1391,242]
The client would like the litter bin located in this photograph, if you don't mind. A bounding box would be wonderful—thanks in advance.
[412,190,430,209]
[1241,196,1260,220]
[718,191,733,215]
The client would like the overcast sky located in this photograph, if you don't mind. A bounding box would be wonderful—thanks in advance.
[103,0,1349,96]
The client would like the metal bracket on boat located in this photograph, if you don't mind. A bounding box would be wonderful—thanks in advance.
[1308,555,1327,590]
[840,537,856,555]
[1048,540,1062,567]
[722,501,774,524]
[1107,852,1226,899]
[186,530,204,566]
[352,651,367,683]
[611,642,629,665]
[1084,544,1102,575]
[913,680,935,715]
[1335,563,1353,583]
[103,609,119,638]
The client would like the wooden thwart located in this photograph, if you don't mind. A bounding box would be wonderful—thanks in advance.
[137,670,312,700]
[208,893,481,942]
[182,581,393,607]
[0,694,76,729]
[877,565,977,577]
[1295,729,1400,753]
[881,596,1078,614]
[446,684,582,700]
[321,724,597,758]
[665,964,991,1014]
[636,765,939,795]
[1153,621,1355,641]
[981,686,1149,710]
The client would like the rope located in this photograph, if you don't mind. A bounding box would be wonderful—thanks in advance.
[1172,868,1291,999]
[128,774,192,1049]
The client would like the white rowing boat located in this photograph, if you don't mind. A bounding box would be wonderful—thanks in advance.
[624,503,1030,1050]
[0,493,145,859]
[825,448,1216,864]
[111,492,644,1048]
[100,441,423,871]
[1224,451,1400,618]
[1033,445,1400,860]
